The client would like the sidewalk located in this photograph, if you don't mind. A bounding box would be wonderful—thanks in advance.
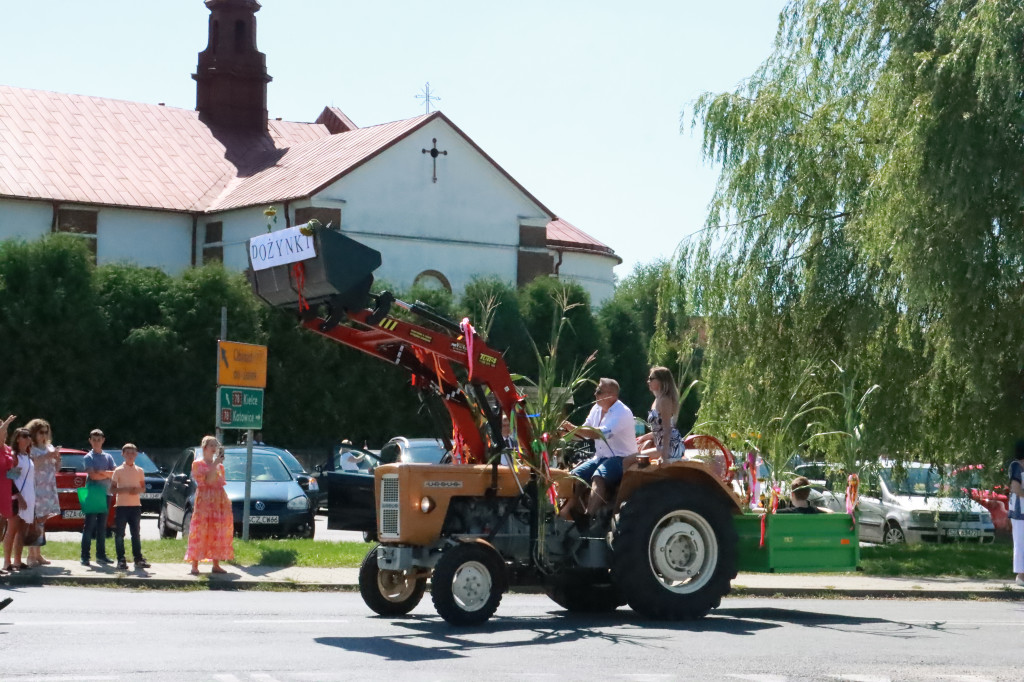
[2,561,1024,599]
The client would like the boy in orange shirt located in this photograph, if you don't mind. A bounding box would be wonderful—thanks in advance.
[110,443,150,570]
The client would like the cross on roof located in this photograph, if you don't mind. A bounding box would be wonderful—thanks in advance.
[421,138,447,184]
[416,82,441,115]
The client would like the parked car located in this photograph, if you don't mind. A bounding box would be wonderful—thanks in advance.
[312,444,380,514]
[326,437,450,541]
[854,461,995,545]
[158,446,315,539]
[247,445,321,512]
[49,448,115,532]
[103,449,166,514]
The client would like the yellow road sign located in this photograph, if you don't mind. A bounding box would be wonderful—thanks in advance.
[217,341,268,388]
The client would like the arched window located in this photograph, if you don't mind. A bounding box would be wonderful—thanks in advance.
[412,270,452,294]
[234,20,247,53]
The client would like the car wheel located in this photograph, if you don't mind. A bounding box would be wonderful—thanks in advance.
[158,506,177,539]
[611,479,737,620]
[181,509,193,539]
[358,544,426,616]
[883,521,906,545]
[431,542,506,626]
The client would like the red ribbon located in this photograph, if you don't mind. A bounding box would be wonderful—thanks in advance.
[759,487,780,548]
[292,262,309,312]
[460,317,476,381]
[846,473,860,531]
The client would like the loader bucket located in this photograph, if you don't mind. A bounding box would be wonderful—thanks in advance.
[247,224,382,310]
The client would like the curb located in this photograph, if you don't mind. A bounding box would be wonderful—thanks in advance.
[730,585,1024,600]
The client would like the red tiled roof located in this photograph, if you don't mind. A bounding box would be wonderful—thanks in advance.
[0,85,617,260]
[547,217,621,263]
[0,85,331,212]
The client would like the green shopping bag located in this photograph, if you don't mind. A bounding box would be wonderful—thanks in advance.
[77,484,108,514]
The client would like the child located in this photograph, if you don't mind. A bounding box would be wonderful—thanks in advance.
[110,443,150,570]
[81,429,115,566]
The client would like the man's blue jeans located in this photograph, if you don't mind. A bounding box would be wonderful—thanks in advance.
[81,512,107,560]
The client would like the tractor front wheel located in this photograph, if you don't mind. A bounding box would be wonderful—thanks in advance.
[431,543,505,626]
[358,545,426,616]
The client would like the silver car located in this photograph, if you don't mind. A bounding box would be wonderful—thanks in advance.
[856,461,995,545]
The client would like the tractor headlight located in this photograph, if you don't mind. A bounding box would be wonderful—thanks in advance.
[420,496,436,514]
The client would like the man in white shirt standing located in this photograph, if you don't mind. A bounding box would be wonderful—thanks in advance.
[559,378,636,519]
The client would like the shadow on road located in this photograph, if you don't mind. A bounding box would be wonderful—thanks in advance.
[714,606,973,639]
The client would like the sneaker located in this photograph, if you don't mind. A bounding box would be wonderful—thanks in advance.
[80,559,90,567]
[134,559,151,569]
[116,559,128,570]
[96,557,114,565]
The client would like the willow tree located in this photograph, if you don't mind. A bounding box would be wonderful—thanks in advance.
[686,0,1024,464]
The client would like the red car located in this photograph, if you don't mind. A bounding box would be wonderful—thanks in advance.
[951,464,1009,532]
[46,448,116,532]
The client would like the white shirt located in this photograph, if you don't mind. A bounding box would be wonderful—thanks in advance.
[583,400,636,460]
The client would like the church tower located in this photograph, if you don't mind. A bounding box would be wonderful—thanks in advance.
[193,0,272,130]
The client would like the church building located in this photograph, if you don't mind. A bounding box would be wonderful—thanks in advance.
[0,0,620,302]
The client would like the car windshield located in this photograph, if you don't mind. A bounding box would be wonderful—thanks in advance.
[59,453,87,472]
[379,440,448,465]
[881,466,942,496]
[106,450,161,475]
[222,453,292,482]
[253,447,304,474]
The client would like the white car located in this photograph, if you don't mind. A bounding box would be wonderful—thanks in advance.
[854,461,994,545]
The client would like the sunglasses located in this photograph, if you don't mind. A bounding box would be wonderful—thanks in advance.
[16,434,30,440]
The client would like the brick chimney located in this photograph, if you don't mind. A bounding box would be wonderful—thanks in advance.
[193,0,272,130]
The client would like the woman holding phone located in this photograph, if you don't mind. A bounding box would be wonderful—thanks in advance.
[26,418,60,567]
[185,436,234,575]
[3,428,35,572]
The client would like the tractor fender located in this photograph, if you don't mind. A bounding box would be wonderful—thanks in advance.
[614,460,743,515]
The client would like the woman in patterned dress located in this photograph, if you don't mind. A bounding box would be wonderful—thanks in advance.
[185,436,234,575]
[636,366,683,464]
[25,418,60,567]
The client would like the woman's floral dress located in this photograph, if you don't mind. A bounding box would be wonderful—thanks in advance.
[29,444,60,520]
[184,459,234,562]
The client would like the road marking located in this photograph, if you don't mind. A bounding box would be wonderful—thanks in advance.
[727,676,787,682]
[0,677,117,681]
[250,675,281,682]
[6,620,134,627]
[213,676,241,682]
[830,676,891,682]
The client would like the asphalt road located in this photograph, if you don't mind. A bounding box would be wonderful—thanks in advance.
[0,588,1020,681]
[45,513,367,544]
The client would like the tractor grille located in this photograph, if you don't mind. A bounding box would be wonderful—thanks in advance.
[380,473,400,538]
[938,512,980,522]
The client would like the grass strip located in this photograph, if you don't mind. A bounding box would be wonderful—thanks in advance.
[39,539,371,567]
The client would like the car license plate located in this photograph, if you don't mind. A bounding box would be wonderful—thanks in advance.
[249,515,278,524]
[140,493,161,499]
[62,509,84,519]
[946,528,981,537]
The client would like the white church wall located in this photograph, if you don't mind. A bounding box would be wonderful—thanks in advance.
[0,199,52,241]
[100,209,193,273]
[314,118,549,293]
[555,250,616,305]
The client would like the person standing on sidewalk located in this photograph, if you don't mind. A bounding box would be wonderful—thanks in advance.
[110,443,150,571]
[3,428,34,572]
[81,429,115,567]
[1009,440,1024,587]
[26,418,60,567]
[185,436,234,576]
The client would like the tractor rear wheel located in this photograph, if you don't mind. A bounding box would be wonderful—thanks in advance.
[431,543,505,626]
[612,479,737,620]
[358,545,426,616]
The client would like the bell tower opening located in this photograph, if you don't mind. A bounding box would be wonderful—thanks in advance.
[193,0,272,130]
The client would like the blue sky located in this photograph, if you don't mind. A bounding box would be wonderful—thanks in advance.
[1,0,787,280]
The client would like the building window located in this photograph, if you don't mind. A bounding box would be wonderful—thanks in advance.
[294,207,341,230]
[203,221,223,264]
[55,208,98,260]
[234,20,247,53]
[413,269,452,294]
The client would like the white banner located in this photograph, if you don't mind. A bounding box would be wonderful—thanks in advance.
[249,226,317,271]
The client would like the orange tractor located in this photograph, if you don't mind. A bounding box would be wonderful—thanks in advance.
[248,225,858,625]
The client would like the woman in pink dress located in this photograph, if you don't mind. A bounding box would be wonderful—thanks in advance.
[185,436,234,575]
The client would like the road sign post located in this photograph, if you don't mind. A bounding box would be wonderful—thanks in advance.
[216,340,268,542]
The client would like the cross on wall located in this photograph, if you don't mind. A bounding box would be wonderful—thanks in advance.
[422,138,448,184]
